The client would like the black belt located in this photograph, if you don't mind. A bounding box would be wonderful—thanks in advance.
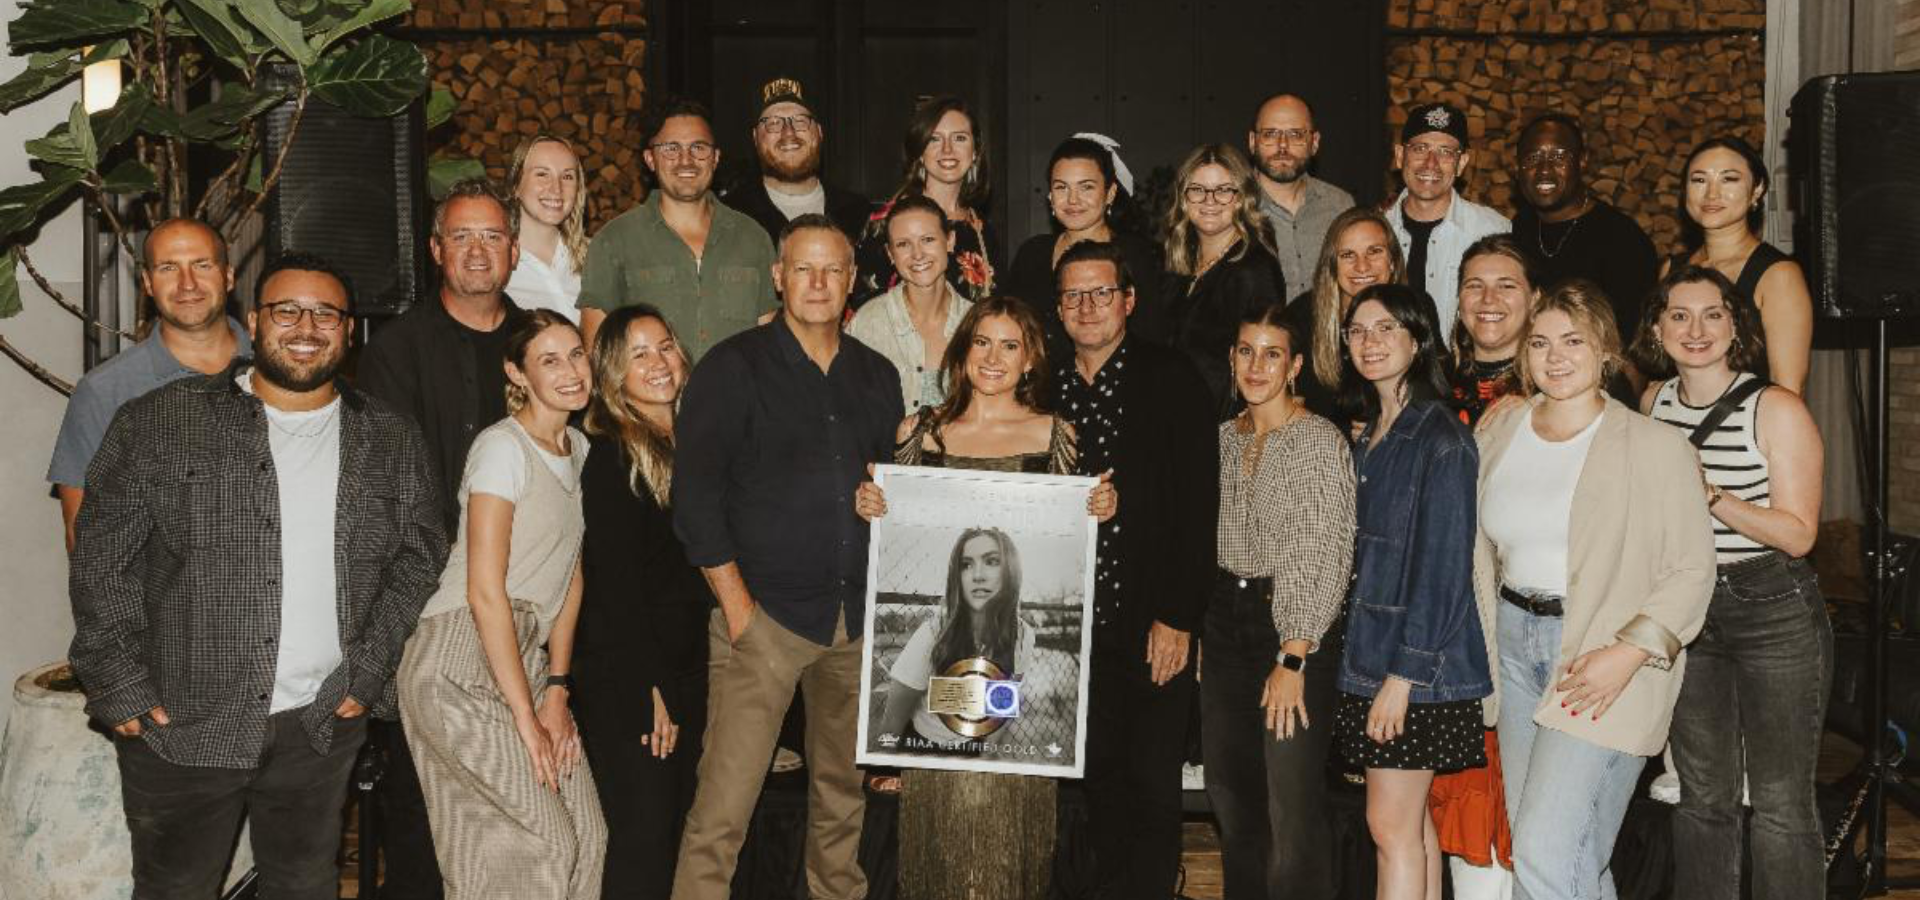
[1500,585,1565,617]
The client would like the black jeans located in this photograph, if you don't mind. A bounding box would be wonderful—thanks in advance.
[1670,553,1833,900]
[577,670,707,899]
[370,716,444,899]
[1083,633,1196,900]
[117,706,366,900]
[1200,571,1343,900]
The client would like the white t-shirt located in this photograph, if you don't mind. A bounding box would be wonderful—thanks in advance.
[1482,407,1602,594]
[465,417,586,503]
[505,243,582,324]
[889,612,1038,745]
[243,372,345,714]
[766,182,827,221]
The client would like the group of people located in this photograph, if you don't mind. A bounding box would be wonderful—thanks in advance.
[51,73,1832,900]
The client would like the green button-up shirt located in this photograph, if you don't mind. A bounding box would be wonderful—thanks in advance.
[578,193,777,360]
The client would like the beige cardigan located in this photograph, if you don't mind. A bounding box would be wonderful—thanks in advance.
[1471,397,1716,756]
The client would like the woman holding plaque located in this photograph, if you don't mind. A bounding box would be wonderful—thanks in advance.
[854,295,1116,900]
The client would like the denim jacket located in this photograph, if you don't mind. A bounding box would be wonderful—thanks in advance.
[1336,400,1492,703]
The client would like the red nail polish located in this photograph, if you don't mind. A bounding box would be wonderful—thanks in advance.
[1570,708,1578,716]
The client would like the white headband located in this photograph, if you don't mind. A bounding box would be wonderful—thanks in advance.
[1071,132,1135,197]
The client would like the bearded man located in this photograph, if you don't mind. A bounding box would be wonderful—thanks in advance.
[1246,93,1355,293]
[724,77,873,246]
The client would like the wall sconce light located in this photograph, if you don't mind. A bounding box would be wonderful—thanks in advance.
[82,54,120,114]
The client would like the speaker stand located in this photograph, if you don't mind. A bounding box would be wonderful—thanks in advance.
[1861,316,1918,897]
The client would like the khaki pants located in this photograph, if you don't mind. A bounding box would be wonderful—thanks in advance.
[670,607,867,900]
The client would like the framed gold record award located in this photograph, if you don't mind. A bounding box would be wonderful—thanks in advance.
[855,464,1098,778]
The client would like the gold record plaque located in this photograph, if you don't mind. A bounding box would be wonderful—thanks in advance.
[926,656,1012,738]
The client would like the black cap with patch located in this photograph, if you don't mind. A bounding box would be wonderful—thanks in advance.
[1401,102,1469,146]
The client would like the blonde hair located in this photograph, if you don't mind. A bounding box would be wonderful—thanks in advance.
[1515,279,1623,395]
[583,305,686,507]
[1160,143,1275,277]
[506,134,590,275]
[1305,207,1404,391]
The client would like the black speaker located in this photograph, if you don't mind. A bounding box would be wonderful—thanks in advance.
[1790,71,1920,320]
[259,66,429,318]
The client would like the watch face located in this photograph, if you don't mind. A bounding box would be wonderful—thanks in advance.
[1281,654,1306,672]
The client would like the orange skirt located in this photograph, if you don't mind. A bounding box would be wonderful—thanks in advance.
[1427,728,1513,869]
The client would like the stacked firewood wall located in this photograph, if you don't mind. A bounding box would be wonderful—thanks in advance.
[1386,0,1766,252]
[409,1,648,228]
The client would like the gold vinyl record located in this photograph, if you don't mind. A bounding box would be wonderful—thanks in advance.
[927,656,1008,738]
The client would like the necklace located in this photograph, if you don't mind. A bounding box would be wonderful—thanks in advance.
[1534,202,1586,258]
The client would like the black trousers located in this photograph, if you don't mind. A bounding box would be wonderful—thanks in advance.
[1083,633,1196,900]
[1200,571,1344,900]
[370,716,444,899]
[116,706,366,900]
[577,671,708,900]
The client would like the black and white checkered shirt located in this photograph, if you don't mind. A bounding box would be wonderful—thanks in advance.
[68,365,448,768]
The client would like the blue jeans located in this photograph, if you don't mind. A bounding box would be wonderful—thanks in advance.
[1496,598,1646,900]
[1669,554,1832,900]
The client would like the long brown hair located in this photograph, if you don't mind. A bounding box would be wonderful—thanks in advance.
[920,296,1051,451]
[1161,143,1275,277]
[932,527,1022,674]
[1306,207,1405,391]
[506,133,591,274]
[890,95,991,212]
[583,304,687,507]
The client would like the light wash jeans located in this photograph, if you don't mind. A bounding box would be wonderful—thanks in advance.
[1496,598,1647,900]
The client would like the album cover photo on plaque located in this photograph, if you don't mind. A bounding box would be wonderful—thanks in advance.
[856,464,1098,778]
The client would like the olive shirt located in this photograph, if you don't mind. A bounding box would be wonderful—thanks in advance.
[577,193,777,360]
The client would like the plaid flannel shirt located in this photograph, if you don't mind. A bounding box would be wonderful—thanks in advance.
[68,364,448,768]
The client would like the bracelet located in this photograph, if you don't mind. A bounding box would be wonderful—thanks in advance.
[1707,486,1725,509]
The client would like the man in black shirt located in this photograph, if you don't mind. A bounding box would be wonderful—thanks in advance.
[668,214,902,900]
[1051,240,1217,900]
[723,78,872,244]
[354,177,528,900]
[1511,112,1659,388]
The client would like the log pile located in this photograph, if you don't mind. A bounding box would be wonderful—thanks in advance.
[1386,0,1766,252]
[409,1,649,229]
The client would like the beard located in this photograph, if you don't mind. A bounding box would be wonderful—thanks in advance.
[254,340,344,393]
[759,142,821,183]
[1259,152,1307,184]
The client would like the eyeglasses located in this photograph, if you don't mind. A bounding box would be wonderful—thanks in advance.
[1403,141,1462,163]
[1254,128,1311,146]
[649,141,716,161]
[1061,285,1124,309]
[443,228,509,248]
[1520,148,1573,167]
[259,301,347,331]
[757,114,815,133]
[1344,320,1405,343]
[1183,184,1242,205]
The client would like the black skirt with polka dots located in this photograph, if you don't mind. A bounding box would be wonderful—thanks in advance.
[1334,692,1487,771]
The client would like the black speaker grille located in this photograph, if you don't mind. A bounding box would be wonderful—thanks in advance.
[259,69,427,318]
[1791,71,1920,319]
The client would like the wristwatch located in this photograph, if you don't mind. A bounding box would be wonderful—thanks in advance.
[545,673,574,690]
[1278,652,1307,673]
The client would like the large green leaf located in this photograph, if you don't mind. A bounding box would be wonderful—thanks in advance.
[0,41,127,114]
[0,247,21,319]
[178,83,289,141]
[235,0,316,66]
[307,35,425,117]
[173,0,260,74]
[424,84,455,128]
[4,0,146,49]
[427,155,486,200]
[98,158,158,194]
[23,104,101,172]
[311,0,406,52]
[0,168,86,237]
[90,82,183,150]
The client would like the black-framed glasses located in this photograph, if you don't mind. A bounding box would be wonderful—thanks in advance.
[1061,285,1124,309]
[650,141,715,161]
[260,301,347,331]
[757,114,816,133]
[1183,183,1242,205]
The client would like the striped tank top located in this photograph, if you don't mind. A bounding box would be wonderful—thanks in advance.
[1651,373,1771,564]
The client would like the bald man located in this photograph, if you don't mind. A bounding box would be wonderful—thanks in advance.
[48,218,250,551]
[1246,93,1356,293]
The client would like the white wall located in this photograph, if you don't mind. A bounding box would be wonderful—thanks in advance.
[0,0,86,731]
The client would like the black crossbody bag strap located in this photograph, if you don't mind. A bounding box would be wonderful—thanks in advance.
[1686,377,1771,448]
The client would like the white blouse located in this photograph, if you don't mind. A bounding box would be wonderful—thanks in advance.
[506,242,582,324]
